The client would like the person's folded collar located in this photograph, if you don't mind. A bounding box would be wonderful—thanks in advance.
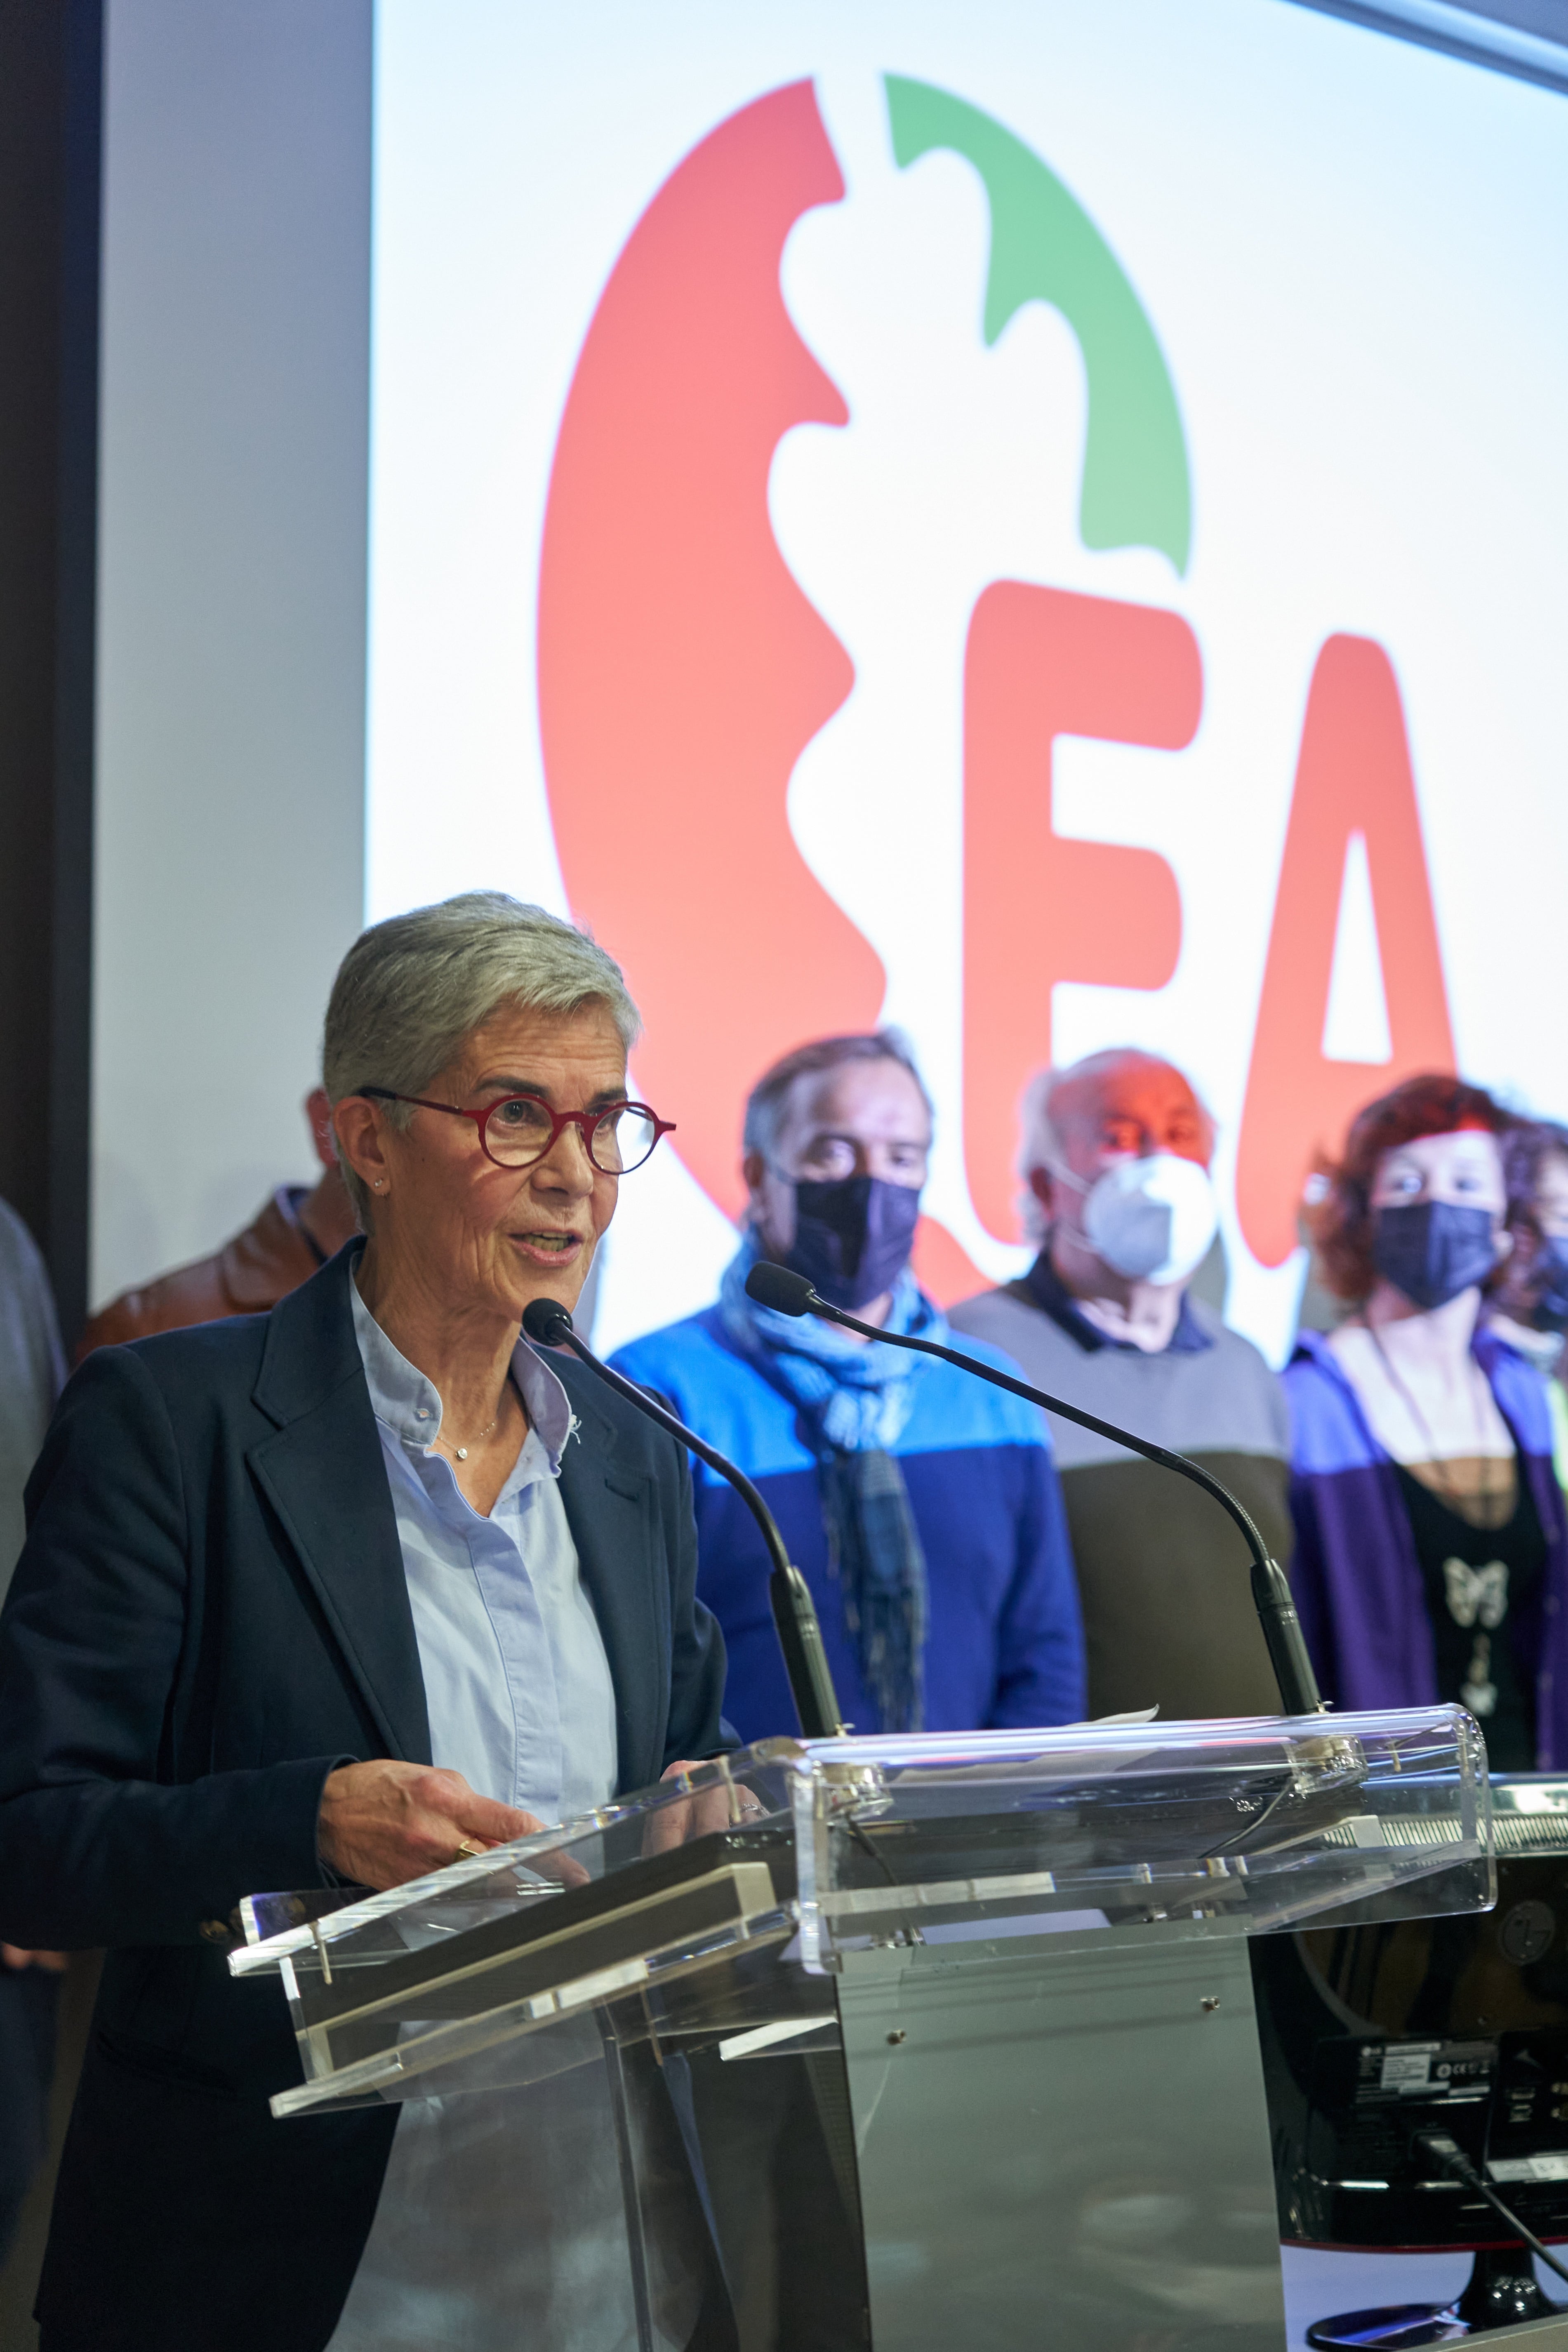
[1023,1250,1212,1356]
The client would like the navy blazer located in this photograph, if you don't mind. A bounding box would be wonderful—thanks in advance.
[0,1246,731,2352]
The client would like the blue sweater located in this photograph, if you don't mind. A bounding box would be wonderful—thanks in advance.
[610,1307,1085,1744]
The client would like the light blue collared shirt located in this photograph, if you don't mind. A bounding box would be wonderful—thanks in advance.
[331,1287,635,2352]
[350,1278,618,1824]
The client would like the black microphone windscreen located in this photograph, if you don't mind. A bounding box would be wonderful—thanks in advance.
[744,1262,816,1317]
[522,1297,574,1347]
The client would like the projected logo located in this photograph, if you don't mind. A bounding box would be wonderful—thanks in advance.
[537,76,1454,1300]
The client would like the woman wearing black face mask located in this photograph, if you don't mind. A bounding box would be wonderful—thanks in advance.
[1284,1075,1568,1771]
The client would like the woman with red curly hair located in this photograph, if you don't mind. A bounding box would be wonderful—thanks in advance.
[1284,1074,1568,1768]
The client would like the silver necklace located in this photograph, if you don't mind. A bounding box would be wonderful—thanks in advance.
[434,1402,504,1462]
[1358,1313,1505,1523]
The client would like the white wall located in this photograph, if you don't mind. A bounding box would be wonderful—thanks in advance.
[91,0,372,1309]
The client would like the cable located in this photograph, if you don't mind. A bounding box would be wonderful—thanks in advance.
[1413,2131,1568,2291]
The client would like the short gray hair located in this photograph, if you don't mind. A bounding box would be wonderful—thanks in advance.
[1017,1067,1067,1243]
[323,892,641,1220]
[742,1029,932,1160]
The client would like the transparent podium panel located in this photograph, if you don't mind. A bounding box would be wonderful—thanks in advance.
[233,1708,1494,2351]
[791,1705,1494,1973]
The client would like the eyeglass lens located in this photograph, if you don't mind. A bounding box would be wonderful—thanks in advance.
[480,1099,659,1173]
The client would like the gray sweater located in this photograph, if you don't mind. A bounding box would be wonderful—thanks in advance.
[950,1274,1290,1720]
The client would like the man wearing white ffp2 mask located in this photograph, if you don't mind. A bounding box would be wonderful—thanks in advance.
[950,1049,1293,1723]
[1064,1149,1220,1293]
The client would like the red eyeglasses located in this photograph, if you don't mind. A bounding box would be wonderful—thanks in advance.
[358,1089,675,1174]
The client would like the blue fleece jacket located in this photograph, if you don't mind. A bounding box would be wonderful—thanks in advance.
[610,1307,1085,1744]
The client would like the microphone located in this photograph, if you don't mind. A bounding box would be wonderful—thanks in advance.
[520,1297,847,1741]
[744,1261,1324,1720]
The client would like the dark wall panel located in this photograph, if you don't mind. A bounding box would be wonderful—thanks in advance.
[0,0,101,1345]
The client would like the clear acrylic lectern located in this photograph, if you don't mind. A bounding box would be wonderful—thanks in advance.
[233,1707,1494,2351]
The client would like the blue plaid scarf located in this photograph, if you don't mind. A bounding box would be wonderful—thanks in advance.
[719,1237,939,1730]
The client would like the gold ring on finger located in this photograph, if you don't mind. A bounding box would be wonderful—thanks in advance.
[454,1839,486,1862]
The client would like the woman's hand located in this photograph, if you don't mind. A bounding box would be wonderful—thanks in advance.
[643,1758,767,1854]
[318,1760,546,1890]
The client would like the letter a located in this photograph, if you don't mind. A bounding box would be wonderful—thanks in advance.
[1236,636,1455,1269]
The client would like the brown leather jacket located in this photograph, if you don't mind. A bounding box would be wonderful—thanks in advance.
[77,1189,326,1361]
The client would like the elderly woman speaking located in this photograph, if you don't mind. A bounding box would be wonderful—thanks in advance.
[0,895,732,2352]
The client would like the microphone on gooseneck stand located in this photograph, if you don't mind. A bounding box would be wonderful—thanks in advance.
[519,1298,848,1742]
[744,1261,1326,1721]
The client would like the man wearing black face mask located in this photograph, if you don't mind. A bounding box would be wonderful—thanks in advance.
[609,1031,1084,1742]
[615,1039,1079,2352]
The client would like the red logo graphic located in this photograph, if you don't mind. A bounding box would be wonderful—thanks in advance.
[1237,636,1455,1268]
[539,78,1455,1302]
[963,582,1202,1242]
[539,84,879,1227]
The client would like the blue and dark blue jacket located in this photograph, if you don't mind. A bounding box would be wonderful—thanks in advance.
[610,1307,1085,1744]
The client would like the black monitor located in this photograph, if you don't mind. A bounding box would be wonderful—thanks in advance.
[1252,1774,1568,2345]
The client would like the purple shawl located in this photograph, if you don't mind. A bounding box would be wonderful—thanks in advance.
[1283,1328,1568,1767]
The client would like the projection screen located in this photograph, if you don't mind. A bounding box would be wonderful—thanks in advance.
[361,0,1568,1361]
